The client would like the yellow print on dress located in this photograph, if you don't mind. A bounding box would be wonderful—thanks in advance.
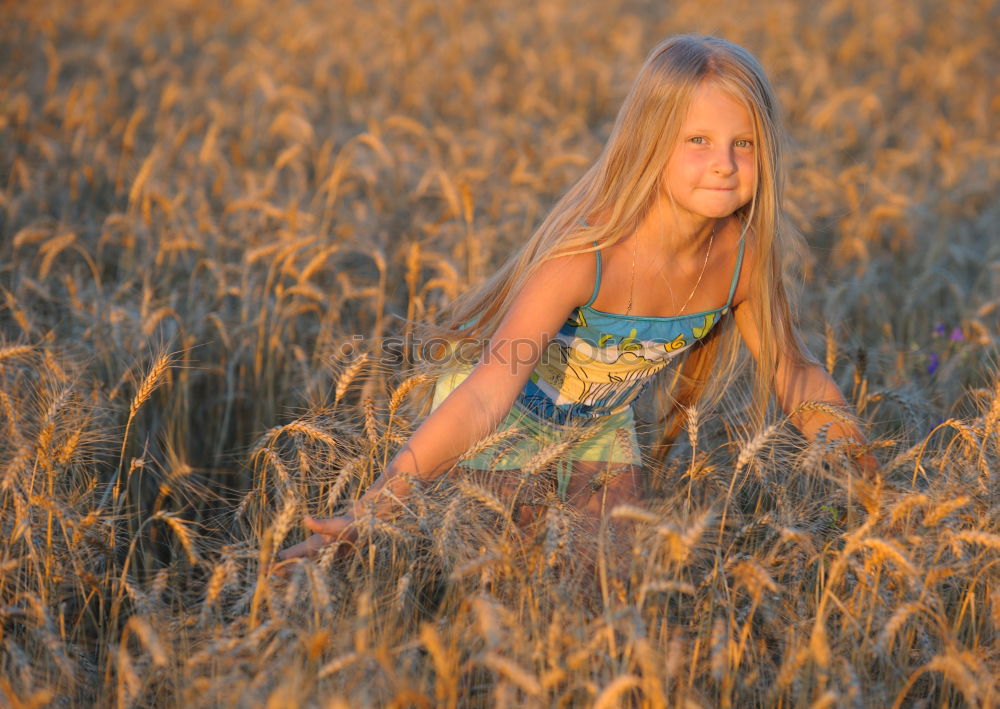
[565,308,588,328]
[618,328,642,353]
[663,333,686,353]
[692,312,716,339]
[537,340,594,405]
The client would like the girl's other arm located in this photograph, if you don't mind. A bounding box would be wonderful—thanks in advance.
[733,303,861,439]
[731,267,874,469]
[278,251,595,561]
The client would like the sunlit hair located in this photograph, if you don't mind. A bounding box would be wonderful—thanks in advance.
[428,34,811,439]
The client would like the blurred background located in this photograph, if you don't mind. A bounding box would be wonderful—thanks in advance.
[2,0,997,466]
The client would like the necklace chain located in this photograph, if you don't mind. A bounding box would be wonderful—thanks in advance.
[625,211,716,316]
[676,222,715,314]
[625,227,638,316]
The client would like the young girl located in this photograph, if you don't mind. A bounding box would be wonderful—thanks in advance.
[279,34,875,564]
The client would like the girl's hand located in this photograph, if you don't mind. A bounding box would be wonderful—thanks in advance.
[852,451,881,483]
[274,514,357,575]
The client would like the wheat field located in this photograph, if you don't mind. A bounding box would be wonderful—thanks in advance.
[1,0,999,706]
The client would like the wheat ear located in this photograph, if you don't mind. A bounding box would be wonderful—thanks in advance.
[100,349,174,510]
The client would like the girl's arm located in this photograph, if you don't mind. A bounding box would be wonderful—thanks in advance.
[735,304,858,439]
[731,264,874,469]
[278,252,596,561]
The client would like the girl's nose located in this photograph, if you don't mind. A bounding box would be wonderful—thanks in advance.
[712,148,737,175]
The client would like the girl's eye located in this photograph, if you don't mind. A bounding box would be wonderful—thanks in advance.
[735,139,754,149]
[689,136,706,145]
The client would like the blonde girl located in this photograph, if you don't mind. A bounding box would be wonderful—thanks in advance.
[279,34,875,563]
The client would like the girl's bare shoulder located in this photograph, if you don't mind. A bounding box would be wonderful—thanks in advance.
[496,249,598,335]
[530,249,600,309]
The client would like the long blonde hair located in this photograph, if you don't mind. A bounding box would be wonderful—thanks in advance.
[431,35,809,438]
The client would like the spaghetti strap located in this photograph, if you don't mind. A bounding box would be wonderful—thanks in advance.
[725,235,746,308]
[584,240,602,307]
[577,218,603,308]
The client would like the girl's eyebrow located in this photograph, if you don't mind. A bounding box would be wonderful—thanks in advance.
[686,128,756,137]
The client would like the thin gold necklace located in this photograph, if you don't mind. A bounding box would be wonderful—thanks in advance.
[629,202,716,316]
[676,222,716,314]
[625,229,638,315]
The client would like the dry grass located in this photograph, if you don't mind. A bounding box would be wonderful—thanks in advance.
[1,0,999,706]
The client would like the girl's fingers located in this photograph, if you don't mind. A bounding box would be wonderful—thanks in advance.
[273,538,316,578]
[272,518,356,579]
[272,534,329,577]
[855,453,881,482]
[304,515,349,536]
[277,537,315,561]
[271,558,296,579]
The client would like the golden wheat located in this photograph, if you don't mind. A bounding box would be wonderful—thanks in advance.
[1,0,998,706]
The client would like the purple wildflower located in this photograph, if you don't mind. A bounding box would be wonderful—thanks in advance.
[933,323,947,336]
[927,351,940,375]
[949,327,964,342]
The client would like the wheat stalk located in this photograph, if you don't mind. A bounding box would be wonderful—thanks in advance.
[950,530,1000,552]
[731,559,778,598]
[392,571,411,616]
[892,652,982,709]
[388,374,431,413]
[116,641,141,707]
[923,495,971,527]
[420,622,456,707]
[154,512,200,565]
[522,437,576,477]
[482,652,542,697]
[268,495,300,559]
[123,615,168,668]
[735,423,780,470]
[684,403,701,455]
[0,344,33,365]
[362,397,379,444]
[458,426,523,462]
[542,505,572,571]
[101,349,175,510]
[0,390,22,442]
[202,556,237,620]
[878,601,924,652]
[859,538,918,580]
[472,596,503,648]
[609,504,659,525]
[279,421,340,451]
[639,580,696,595]
[451,542,506,583]
[808,619,831,669]
[455,478,508,519]
[318,651,361,679]
[888,493,930,524]
[809,691,839,709]
[334,354,369,405]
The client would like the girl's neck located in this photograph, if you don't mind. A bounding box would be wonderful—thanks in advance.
[636,201,720,260]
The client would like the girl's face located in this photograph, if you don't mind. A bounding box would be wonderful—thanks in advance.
[662,82,757,223]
